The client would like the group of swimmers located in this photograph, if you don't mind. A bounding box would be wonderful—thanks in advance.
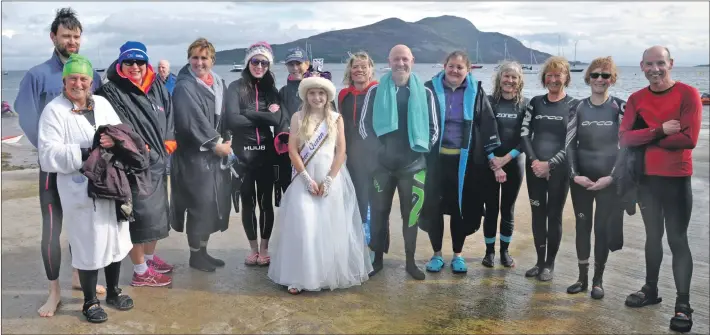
[14,7,702,333]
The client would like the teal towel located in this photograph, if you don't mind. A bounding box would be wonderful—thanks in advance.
[372,71,430,152]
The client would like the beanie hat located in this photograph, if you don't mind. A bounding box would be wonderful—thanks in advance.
[244,41,274,67]
[62,54,93,78]
[298,76,336,103]
[117,41,149,64]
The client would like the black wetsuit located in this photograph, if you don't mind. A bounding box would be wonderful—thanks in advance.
[566,97,626,266]
[482,96,528,252]
[520,94,577,274]
[225,78,282,242]
[359,81,438,279]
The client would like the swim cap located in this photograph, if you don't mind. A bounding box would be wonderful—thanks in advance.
[62,54,94,79]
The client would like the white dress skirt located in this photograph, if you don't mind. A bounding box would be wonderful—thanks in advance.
[268,117,373,292]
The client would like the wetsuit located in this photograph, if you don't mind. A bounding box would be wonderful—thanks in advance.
[359,79,438,279]
[482,96,528,255]
[565,96,626,295]
[338,82,379,229]
[520,94,577,279]
[14,51,102,281]
[619,83,701,327]
[225,78,282,242]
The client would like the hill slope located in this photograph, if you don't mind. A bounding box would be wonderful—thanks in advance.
[215,15,554,65]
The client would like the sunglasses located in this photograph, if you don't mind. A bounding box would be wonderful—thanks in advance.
[122,59,147,66]
[590,72,611,79]
[250,59,270,67]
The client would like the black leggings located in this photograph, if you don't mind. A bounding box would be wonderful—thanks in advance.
[638,176,693,296]
[40,170,63,281]
[239,167,275,241]
[77,261,121,303]
[570,182,623,265]
[526,162,569,268]
[369,168,426,256]
[482,156,525,246]
[427,154,467,253]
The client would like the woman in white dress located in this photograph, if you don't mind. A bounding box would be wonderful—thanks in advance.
[37,54,134,323]
[267,76,373,294]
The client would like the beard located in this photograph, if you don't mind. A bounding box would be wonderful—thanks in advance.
[55,42,77,58]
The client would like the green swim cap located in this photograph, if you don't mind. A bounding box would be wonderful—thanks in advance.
[62,54,94,79]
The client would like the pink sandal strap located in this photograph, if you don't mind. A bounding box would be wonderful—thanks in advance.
[245,252,259,265]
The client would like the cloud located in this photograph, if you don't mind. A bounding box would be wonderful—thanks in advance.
[0,1,708,70]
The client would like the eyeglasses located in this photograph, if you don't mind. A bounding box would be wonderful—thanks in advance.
[590,72,611,79]
[122,60,146,66]
[250,59,270,67]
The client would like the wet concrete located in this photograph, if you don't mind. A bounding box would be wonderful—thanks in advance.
[2,143,708,334]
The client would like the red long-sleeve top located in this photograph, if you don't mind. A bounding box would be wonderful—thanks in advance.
[618,82,702,177]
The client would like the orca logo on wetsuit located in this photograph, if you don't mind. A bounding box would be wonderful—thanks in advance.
[535,115,563,121]
[496,113,518,119]
[581,121,614,126]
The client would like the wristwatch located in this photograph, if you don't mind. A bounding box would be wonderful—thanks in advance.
[548,161,557,170]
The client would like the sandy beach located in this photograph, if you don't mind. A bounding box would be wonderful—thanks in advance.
[1,128,708,333]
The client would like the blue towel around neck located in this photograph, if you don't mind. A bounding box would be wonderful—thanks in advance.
[372,71,430,152]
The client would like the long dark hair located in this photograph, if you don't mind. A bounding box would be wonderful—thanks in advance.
[238,67,278,104]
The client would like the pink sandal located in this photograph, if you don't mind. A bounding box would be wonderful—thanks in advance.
[244,251,259,265]
[257,254,270,266]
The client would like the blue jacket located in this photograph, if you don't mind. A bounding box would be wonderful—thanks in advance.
[14,51,102,148]
[161,73,177,96]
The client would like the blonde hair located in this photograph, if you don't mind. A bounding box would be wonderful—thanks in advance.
[343,51,375,86]
[584,56,618,85]
[297,89,338,145]
[492,61,525,105]
[187,38,216,64]
[539,56,571,87]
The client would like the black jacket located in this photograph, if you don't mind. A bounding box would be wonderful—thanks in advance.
[419,77,500,235]
[95,61,173,235]
[225,77,284,168]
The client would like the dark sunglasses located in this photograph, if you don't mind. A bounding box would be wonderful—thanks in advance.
[590,72,611,79]
[250,59,270,67]
[122,59,147,66]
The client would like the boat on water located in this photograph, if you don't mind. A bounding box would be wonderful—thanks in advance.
[702,93,710,105]
[570,40,585,72]
[1,134,23,144]
[230,62,245,72]
[470,41,483,69]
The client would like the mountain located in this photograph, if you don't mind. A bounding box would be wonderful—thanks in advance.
[214,15,554,65]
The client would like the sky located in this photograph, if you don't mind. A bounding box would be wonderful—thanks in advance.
[1,1,708,70]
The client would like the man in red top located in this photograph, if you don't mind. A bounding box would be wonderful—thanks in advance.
[619,46,702,333]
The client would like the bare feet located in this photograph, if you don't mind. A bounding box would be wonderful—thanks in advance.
[38,282,61,317]
[72,269,106,294]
